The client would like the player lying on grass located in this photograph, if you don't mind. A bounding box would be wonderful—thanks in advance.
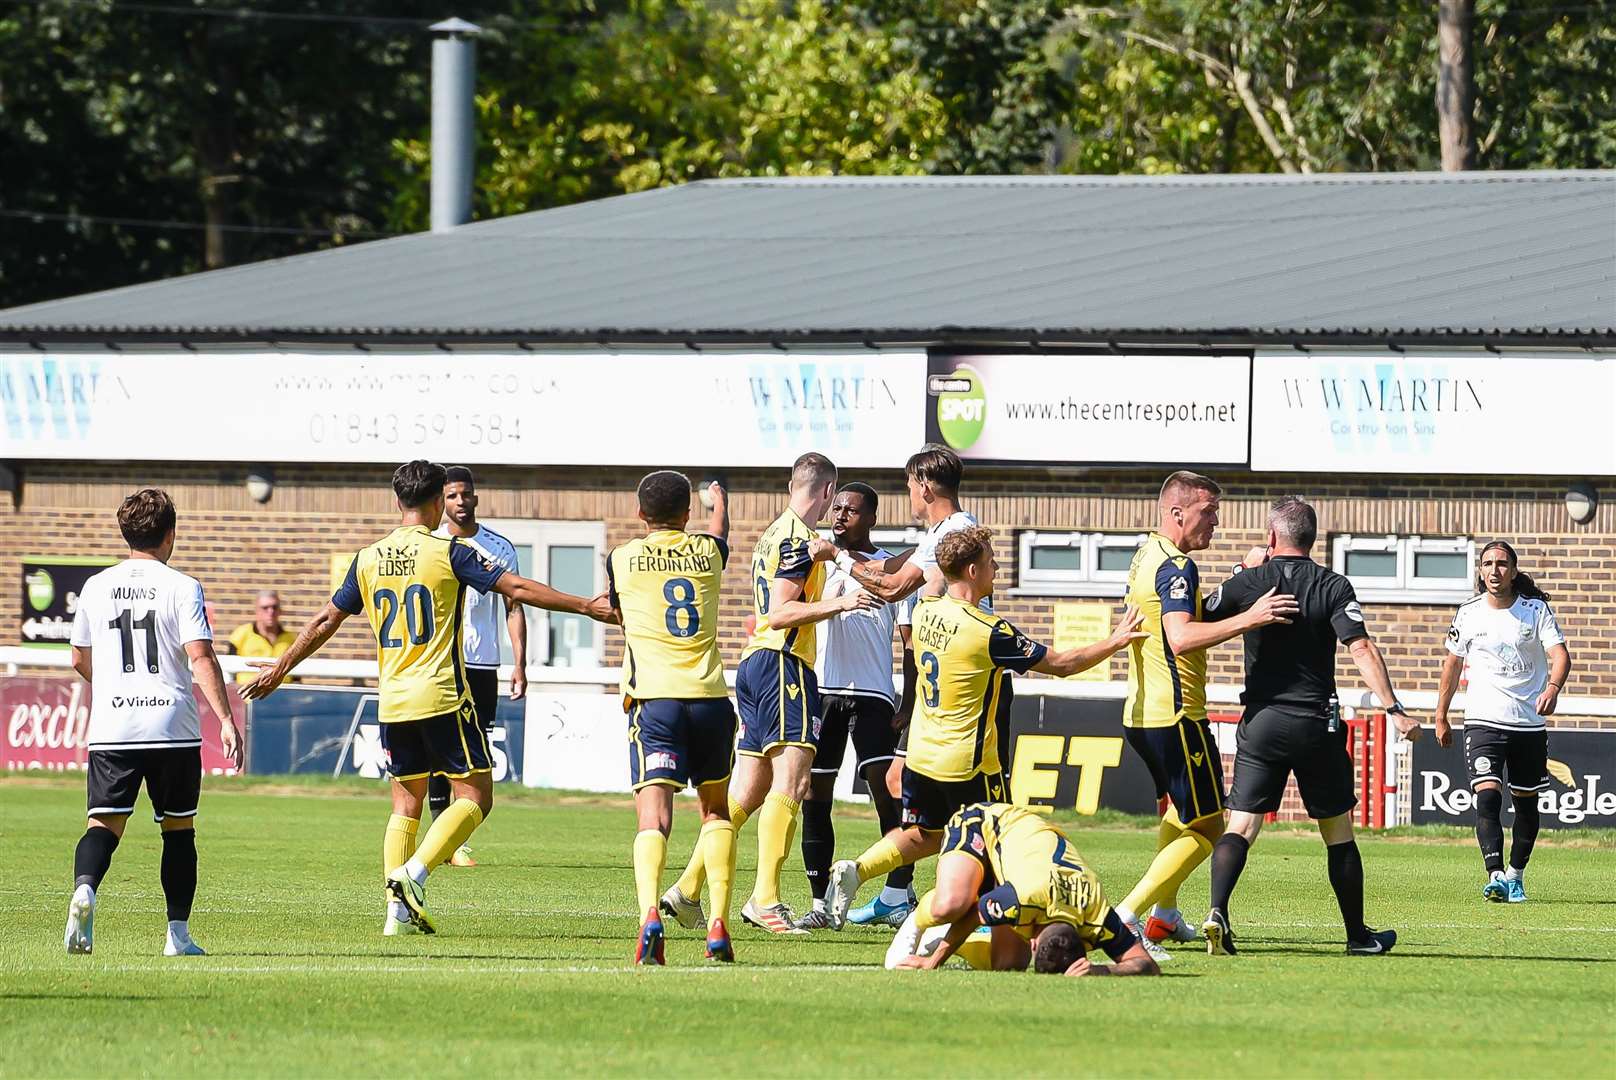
[885,803,1158,977]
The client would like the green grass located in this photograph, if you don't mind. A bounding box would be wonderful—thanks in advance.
[1,778,1612,1078]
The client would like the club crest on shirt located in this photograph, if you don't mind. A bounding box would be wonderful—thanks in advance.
[970,833,986,855]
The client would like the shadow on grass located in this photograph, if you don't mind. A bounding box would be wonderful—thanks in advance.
[0,991,194,1001]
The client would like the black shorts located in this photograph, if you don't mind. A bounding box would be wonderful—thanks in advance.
[87,745,202,823]
[467,666,499,732]
[627,697,737,791]
[1226,705,1356,820]
[1124,717,1226,823]
[900,767,1006,832]
[813,694,899,775]
[1465,725,1550,794]
[382,699,492,781]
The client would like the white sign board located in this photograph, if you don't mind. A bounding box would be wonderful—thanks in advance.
[0,349,926,468]
[1250,352,1616,474]
[924,353,1251,464]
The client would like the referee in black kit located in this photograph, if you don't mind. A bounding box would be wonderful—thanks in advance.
[1197,497,1421,957]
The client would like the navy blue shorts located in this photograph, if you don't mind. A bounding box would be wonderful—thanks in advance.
[1123,717,1225,824]
[382,698,492,781]
[735,649,821,757]
[627,697,738,791]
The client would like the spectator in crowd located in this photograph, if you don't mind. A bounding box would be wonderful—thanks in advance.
[220,590,295,683]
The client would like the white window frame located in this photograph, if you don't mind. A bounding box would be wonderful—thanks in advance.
[1330,534,1474,603]
[1013,530,1148,598]
[482,518,607,668]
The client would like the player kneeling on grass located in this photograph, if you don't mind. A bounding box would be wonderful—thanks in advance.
[606,471,740,964]
[886,803,1158,977]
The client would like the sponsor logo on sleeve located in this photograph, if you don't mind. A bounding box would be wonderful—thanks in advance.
[1168,576,1189,601]
[1344,601,1364,622]
[1205,586,1224,612]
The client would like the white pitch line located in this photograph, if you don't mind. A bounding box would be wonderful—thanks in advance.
[1241,920,1616,934]
[12,962,880,976]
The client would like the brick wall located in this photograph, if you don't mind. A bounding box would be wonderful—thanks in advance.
[3,460,1611,725]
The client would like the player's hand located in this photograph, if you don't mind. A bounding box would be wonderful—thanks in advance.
[1243,545,1270,569]
[894,953,938,971]
[1433,715,1452,748]
[1392,710,1421,742]
[240,660,284,700]
[807,538,838,563]
[582,592,619,624]
[1534,683,1560,717]
[839,590,883,613]
[1064,956,1104,977]
[510,668,528,701]
[1107,604,1149,649]
[219,718,244,769]
[1245,587,1300,628]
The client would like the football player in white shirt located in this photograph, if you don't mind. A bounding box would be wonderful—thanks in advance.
[431,466,527,867]
[795,483,909,930]
[63,489,243,957]
[806,445,984,926]
[1435,541,1571,903]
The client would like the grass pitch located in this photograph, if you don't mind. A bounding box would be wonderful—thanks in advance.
[1,776,1612,1078]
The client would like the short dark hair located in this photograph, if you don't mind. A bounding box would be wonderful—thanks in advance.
[444,465,475,490]
[117,488,177,550]
[1269,495,1317,549]
[906,444,963,493]
[392,459,448,509]
[838,481,879,516]
[790,452,837,493]
[1160,470,1222,504]
[935,525,994,579]
[1034,923,1083,975]
[637,470,693,525]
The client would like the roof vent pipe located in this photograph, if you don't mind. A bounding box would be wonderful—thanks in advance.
[429,17,480,233]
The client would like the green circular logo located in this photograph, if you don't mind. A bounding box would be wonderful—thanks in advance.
[933,364,986,450]
[25,569,54,612]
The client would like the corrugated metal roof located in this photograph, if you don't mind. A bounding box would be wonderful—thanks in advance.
[2,171,1611,344]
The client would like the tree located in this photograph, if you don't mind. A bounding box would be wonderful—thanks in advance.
[1437,0,1477,170]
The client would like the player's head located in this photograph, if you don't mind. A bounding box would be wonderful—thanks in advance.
[117,487,177,561]
[1477,540,1550,603]
[392,459,448,527]
[906,444,963,519]
[1157,470,1222,552]
[1267,495,1317,553]
[1032,922,1083,975]
[637,470,693,530]
[935,524,997,601]
[789,452,838,522]
[830,482,878,549]
[444,465,478,529]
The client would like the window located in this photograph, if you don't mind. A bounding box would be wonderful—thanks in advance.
[1015,531,1147,596]
[1330,534,1474,603]
[482,519,607,668]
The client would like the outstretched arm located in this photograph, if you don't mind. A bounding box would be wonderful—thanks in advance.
[241,603,350,700]
[1033,606,1147,678]
[808,538,923,603]
[1347,636,1418,741]
[494,573,616,623]
[1163,587,1299,655]
[769,575,881,630]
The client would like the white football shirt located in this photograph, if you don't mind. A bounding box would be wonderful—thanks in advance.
[895,510,991,627]
[436,524,520,669]
[1446,594,1566,730]
[819,547,899,703]
[70,559,212,749]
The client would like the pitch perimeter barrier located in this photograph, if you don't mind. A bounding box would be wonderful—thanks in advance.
[5,648,1612,828]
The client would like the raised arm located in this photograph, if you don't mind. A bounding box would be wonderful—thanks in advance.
[704,482,730,546]
[808,538,923,603]
[185,639,243,768]
[241,602,351,700]
[1033,606,1147,678]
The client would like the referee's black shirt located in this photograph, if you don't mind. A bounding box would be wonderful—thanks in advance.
[1202,555,1368,713]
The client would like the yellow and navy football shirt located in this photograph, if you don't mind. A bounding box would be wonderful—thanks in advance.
[607,529,729,701]
[906,595,1046,782]
[944,803,1117,952]
[332,525,504,723]
[1123,533,1206,729]
[740,509,825,669]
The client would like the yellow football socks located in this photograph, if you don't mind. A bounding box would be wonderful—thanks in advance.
[414,799,484,873]
[633,829,668,915]
[913,889,942,930]
[751,792,799,907]
[383,813,419,877]
[700,819,737,925]
[1122,817,1217,916]
[676,796,749,899]
[854,836,905,884]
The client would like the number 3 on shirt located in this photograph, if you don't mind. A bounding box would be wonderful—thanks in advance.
[919,651,940,708]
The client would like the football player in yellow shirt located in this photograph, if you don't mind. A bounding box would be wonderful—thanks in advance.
[244,460,615,936]
[665,452,879,935]
[605,471,739,964]
[1116,470,1297,954]
[825,525,1144,926]
[887,802,1159,977]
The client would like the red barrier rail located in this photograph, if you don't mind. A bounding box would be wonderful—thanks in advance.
[1218,710,1392,828]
